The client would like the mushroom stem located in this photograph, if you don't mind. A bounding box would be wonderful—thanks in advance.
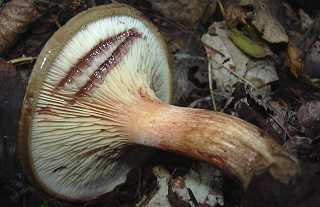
[126,97,299,188]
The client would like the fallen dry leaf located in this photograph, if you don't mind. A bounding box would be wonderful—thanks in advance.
[299,9,314,32]
[146,164,223,207]
[146,0,213,28]
[224,0,253,25]
[201,33,236,71]
[201,22,278,95]
[201,22,248,90]
[240,0,288,43]
[304,40,320,83]
[0,0,41,54]
[287,41,303,78]
[245,60,279,89]
[297,101,320,129]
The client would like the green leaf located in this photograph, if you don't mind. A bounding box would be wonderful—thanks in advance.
[229,28,270,58]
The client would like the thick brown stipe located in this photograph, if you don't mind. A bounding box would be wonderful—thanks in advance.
[126,99,300,188]
[57,28,140,90]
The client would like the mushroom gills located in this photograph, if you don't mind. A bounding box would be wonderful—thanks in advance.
[29,14,171,200]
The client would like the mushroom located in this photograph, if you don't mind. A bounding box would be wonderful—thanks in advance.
[18,4,299,202]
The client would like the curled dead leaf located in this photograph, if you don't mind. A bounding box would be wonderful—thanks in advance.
[224,0,254,25]
[240,0,288,43]
[287,41,303,78]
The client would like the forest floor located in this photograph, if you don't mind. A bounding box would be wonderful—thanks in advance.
[0,0,320,207]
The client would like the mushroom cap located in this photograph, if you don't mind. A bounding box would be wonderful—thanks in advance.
[18,4,172,202]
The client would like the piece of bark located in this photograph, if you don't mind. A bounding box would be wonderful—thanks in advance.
[0,59,26,176]
[0,0,41,54]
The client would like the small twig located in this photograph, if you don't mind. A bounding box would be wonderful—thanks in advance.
[151,14,194,35]
[202,41,226,58]
[136,194,154,207]
[227,68,257,89]
[10,187,31,202]
[206,43,258,110]
[51,14,62,28]
[217,0,226,17]
[222,63,258,90]
[221,96,234,112]
[283,110,289,141]
[8,56,37,64]
[188,96,211,108]
[135,168,143,199]
[209,59,258,90]
[174,53,206,61]
[208,63,217,111]
[268,115,294,141]
[135,8,198,38]
[187,188,199,207]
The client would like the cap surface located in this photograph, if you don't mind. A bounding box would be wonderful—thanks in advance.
[18,4,172,201]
